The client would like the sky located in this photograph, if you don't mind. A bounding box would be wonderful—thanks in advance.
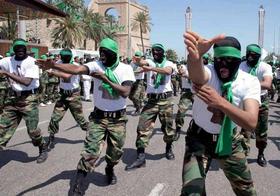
[86,0,280,59]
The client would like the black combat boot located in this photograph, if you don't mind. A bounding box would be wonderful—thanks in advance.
[175,127,181,141]
[47,134,55,149]
[72,170,87,196]
[125,148,146,171]
[37,143,48,163]
[257,149,267,167]
[105,165,117,185]
[165,143,175,160]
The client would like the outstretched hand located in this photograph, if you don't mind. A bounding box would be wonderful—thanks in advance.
[36,59,55,70]
[183,31,225,61]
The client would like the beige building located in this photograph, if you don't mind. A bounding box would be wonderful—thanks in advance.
[25,0,151,58]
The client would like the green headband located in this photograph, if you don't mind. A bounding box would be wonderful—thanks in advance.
[40,54,47,60]
[246,44,261,55]
[134,51,143,57]
[100,38,118,54]
[13,40,27,48]
[214,46,241,59]
[152,43,165,52]
[60,50,73,56]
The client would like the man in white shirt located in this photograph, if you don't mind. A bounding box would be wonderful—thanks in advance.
[125,43,176,171]
[182,31,260,195]
[239,44,273,167]
[37,38,135,195]
[46,49,88,150]
[0,39,48,163]
[129,51,146,115]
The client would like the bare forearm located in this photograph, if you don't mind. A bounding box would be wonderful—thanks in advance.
[53,63,88,75]
[187,58,208,85]
[260,81,271,90]
[50,70,72,80]
[106,80,131,98]
[5,72,32,86]
[149,67,172,75]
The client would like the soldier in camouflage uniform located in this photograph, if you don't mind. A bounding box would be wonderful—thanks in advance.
[239,44,273,167]
[38,38,135,195]
[0,39,48,163]
[46,67,60,104]
[125,43,176,171]
[0,67,9,114]
[171,62,179,96]
[174,64,193,141]
[46,49,88,149]
[129,51,146,115]
[38,55,49,107]
[182,32,260,195]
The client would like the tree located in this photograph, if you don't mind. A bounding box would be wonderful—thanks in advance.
[131,11,152,54]
[166,49,178,62]
[0,19,17,40]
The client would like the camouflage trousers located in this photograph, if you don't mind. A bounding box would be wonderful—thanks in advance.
[136,96,175,149]
[241,95,269,155]
[39,82,47,104]
[0,88,8,114]
[77,111,127,172]
[171,76,179,95]
[175,89,193,129]
[181,121,256,196]
[48,90,88,135]
[129,79,145,110]
[276,80,280,100]
[46,83,59,102]
[0,93,45,147]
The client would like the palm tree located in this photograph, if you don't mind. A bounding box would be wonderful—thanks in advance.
[0,20,17,40]
[131,11,152,54]
[51,16,85,48]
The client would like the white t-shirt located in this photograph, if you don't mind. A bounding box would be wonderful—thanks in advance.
[145,59,173,94]
[171,63,178,76]
[58,61,80,90]
[193,65,261,134]
[85,61,135,111]
[0,56,39,91]
[131,62,145,80]
[274,68,280,80]
[180,64,191,89]
[239,61,273,96]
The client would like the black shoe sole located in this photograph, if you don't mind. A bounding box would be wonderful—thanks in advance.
[125,163,146,171]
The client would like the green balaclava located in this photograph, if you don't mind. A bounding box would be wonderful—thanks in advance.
[100,38,120,98]
[246,44,262,76]
[213,36,242,157]
[152,43,167,89]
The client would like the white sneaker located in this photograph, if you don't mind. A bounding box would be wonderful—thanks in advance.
[47,101,52,105]
[40,103,47,107]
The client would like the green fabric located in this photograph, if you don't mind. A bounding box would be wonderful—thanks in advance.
[31,48,39,59]
[215,81,235,156]
[100,38,120,97]
[152,43,165,51]
[154,58,167,89]
[60,50,73,56]
[214,46,241,59]
[5,52,10,57]
[246,44,261,55]
[134,51,143,57]
[203,53,209,59]
[249,62,259,76]
[13,40,27,48]
[40,55,47,60]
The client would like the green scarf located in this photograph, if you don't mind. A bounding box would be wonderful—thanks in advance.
[154,57,167,89]
[100,38,120,97]
[249,62,260,76]
[215,81,234,156]
[247,44,261,76]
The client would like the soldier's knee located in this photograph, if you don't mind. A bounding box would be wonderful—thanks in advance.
[29,128,42,138]
[181,178,205,196]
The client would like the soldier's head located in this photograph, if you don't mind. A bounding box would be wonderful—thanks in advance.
[12,38,27,61]
[213,36,241,83]
[202,53,209,65]
[152,43,165,63]
[99,38,119,67]
[246,44,261,68]
[60,49,73,64]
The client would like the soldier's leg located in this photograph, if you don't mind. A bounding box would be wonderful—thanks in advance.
[105,116,127,184]
[159,98,176,159]
[255,100,269,167]
[0,89,7,114]
[68,92,88,131]
[0,105,22,147]
[129,82,138,109]
[240,128,251,156]
[219,131,256,196]
[131,81,145,114]
[276,80,280,102]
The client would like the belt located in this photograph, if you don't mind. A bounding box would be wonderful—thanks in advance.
[181,88,191,93]
[147,91,172,100]
[90,107,126,119]
[12,88,38,97]
[189,120,219,142]
[60,88,80,95]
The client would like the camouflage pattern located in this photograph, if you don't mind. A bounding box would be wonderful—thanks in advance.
[39,71,49,104]
[0,93,45,147]
[276,79,280,101]
[175,89,193,129]
[171,75,179,95]
[48,90,88,135]
[77,114,127,172]
[181,123,256,196]
[129,79,145,110]
[241,95,269,155]
[46,74,60,102]
[136,97,175,149]
[0,76,9,113]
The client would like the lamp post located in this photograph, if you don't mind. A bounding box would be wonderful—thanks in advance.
[185,6,192,59]
[258,5,265,48]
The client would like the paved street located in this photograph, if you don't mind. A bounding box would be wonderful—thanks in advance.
[0,96,280,196]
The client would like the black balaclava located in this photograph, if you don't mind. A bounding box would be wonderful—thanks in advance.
[99,47,117,67]
[13,39,28,61]
[213,36,241,83]
[152,47,164,63]
[246,44,261,68]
